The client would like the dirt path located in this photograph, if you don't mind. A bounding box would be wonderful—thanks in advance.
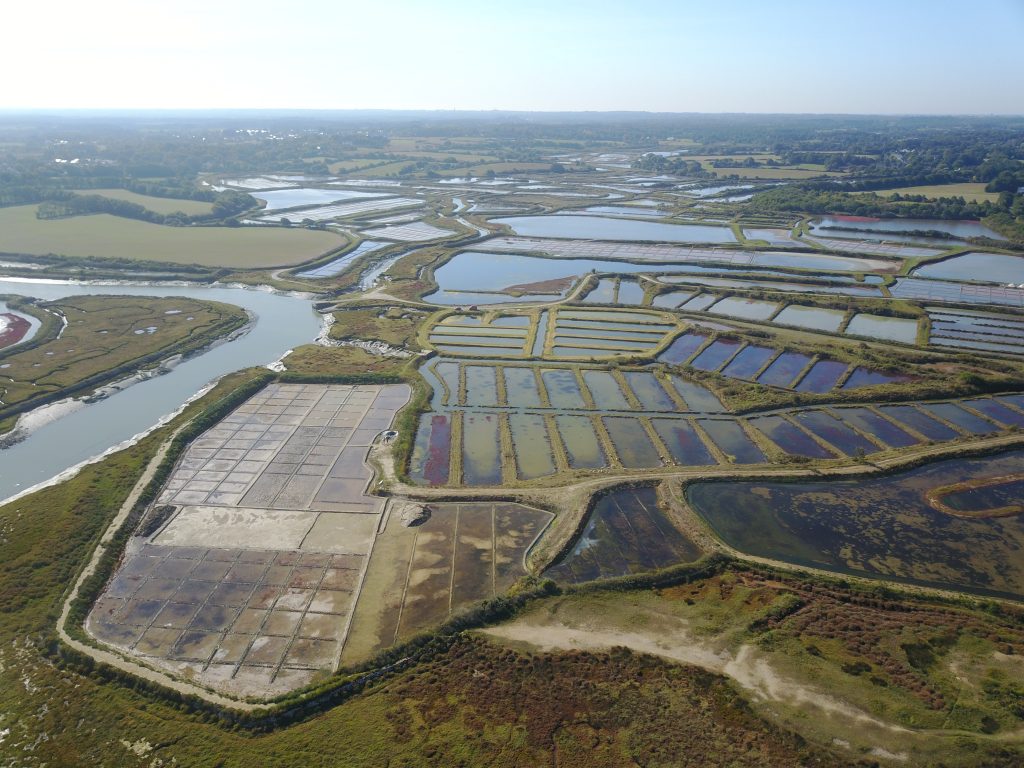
[482,611,911,735]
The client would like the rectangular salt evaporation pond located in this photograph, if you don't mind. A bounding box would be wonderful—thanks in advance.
[508,414,556,479]
[429,337,524,356]
[841,367,910,389]
[772,305,845,333]
[721,346,776,380]
[581,370,631,410]
[963,398,1024,428]
[927,313,1024,352]
[891,278,1024,308]
[602,417,663,468]
[556,327,660,343]
[580,206,669,218]
[930,337,1024,356]
[430,325,526,340]
[409,413,452,485]
[651,290,694,308]
[557,318,672,337]
[433,343,527,357]
[622,371,677,411]
[425,252,584,305]
[462,413,502,485]
[814,215,1006,241]
[433,361,460,406]
[792,411,879,456]
[559,309,670,325]
[583,279,616,303]
[696,419,765,464]
[670,375,725,413]
[846,314,918,345]
[706,297,779,321]
[913,252,1024,284]
[748,415,835,459]
[464,366,499,407]
[659,333,709,365]
[877,405,960,441]
[681,294,718,311]
[541,369,587,409]
[999,394,1024,412]
[296,241,386,278]
[492,215,738,243]
[616,280,646,305]
[256,188,385,211]
[743,228,796,246]
[555,415,607,469]
[531,311,549,357]
[690,339,742,372]
[921,403,1000,435]
[502,367,542,407]
[756,351,812,388]
[795,360,849,393]
[652,419,716,465]
[749,251,892,273]
[831,407,919,448]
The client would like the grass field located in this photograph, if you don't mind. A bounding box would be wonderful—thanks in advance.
[0,295,247,420]
[857,182,1001,203]
[710,167,846,179]
[328,158,393,174]
[72,188,215,215]
[458,161,553,175]
[0,205,342,267]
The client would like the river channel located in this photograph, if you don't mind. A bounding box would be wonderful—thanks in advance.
[0,278,320,503]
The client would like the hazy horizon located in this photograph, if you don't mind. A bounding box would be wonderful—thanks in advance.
[4,0,1023,114]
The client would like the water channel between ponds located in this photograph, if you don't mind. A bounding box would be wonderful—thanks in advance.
[0,278,320,503]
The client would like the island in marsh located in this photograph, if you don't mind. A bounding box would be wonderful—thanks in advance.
[0,295,248,432]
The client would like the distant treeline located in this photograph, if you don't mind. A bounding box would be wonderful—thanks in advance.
[632,154,710,176]
[748,186,1001,221]
[34,188,257,224]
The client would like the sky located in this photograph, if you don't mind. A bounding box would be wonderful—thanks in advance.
[3,0,1023,114]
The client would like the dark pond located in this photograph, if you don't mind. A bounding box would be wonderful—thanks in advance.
[686,450,1024,599]
[690,339,742,371]
[792,410,879,456]
[697,419,765,464]
[748,415,836,459]
[652,419,717,465]
[545,486,701,582]
[877,405,960,441]
[830,407,919,449]
[794,360,849,393]
[757,351,812,388]
[603,417,663,468]
[721,345,776,380]
[659,333,708,364]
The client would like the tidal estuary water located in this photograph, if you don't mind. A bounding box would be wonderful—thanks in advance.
[0,278,320,503]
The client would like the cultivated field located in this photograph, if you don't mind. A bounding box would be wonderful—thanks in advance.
[0,204,342,267]
[857,182,1001,203]
[72,188,216,215]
